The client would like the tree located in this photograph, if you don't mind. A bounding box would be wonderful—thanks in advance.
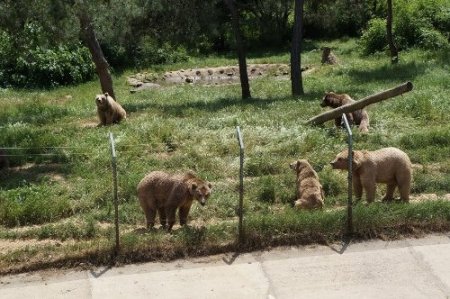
[291,0,304,96]
[76,3,116,99]
[386,0,398,64]
[224,0,251,99]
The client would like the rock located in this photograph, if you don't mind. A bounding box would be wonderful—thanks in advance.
[130,82,161,93]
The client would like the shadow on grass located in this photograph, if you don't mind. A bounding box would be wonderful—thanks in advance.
[124,91,327,117]
[347,61,427,84]
[0,163,71,190]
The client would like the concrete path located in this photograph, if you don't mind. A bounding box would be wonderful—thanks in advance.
[1,234,450,299]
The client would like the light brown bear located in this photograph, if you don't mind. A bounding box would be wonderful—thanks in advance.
[320,92,370,133]
[137,171,212,231]
[330,147,412,203]
[95,92,126,126]
[289,160,325,209]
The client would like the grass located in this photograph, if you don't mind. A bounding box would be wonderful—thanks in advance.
[0,39,449,273]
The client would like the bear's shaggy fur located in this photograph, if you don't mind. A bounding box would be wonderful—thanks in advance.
[330,147,412,203]
[95,92,126,126]
[137,171,212,231]
[320,92,370,133]
[289,160,325,209]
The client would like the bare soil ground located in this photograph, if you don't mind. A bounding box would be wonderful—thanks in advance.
[127,64,313,92]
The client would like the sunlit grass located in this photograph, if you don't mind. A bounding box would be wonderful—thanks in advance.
[0,39,449,272]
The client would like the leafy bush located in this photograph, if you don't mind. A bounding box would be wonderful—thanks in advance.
[359,18,387,55]
[135,37,189,67]
[0,28,94,88]
[418,28,450,50]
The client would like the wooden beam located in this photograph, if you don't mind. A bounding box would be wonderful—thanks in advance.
[306,81,413,126]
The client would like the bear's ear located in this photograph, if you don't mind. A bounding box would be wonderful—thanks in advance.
[296,160,301,169]
[104,92,109,97]
[207,182,212,189]
[191,182,197,190]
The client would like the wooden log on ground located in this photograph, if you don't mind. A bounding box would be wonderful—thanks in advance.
[306,81,413,126]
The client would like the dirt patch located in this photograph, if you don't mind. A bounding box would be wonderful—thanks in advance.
[127,64,313,92]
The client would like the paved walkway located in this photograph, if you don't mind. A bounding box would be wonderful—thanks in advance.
[1,234,450,298]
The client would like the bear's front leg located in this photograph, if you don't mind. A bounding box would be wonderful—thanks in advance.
[353,176,363,201]
[158,207,167,229]
[179,203,192,226]
[363,182,376,203]
[166,206,177,231]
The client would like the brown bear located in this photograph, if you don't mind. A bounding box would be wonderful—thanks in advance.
[330,147,412,203]
[320,92,370,133]
[289,160,325,209]
[137,171,212,231]
[95,92,126,126]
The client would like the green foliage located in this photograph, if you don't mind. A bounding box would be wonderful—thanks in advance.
[359,18,387,55]
[0,28,94,88]
[0,185,72,227]
[135,37,189,67]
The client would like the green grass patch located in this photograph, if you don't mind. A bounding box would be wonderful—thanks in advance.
[0,39,449,273]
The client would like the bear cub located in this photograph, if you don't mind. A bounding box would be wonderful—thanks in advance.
[290,159,325,209]
[321,92,370,133]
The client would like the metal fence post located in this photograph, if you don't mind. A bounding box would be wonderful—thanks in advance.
[236,126,245,246]
[109,132,120,255]
[341,114,353,237]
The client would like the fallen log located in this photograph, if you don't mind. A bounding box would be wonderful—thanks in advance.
[306,81,413,126]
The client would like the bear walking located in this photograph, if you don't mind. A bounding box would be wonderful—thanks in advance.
[95,92,127,126]
[290,160,325,209]
[320,92,370,133]
[330,147,412,203]
[137,171,212,231]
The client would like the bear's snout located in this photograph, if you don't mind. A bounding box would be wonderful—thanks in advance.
[199,198,206,206]
[320,101,327,107]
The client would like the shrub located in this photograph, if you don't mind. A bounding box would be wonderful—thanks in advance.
[359,18,387,55]
[0,27,94,88]
[135,37,189,67]
[418,28,450,50]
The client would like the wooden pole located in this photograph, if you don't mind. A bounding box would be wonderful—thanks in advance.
[306,81,413,126]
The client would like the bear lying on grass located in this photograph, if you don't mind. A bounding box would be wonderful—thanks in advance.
[137,171,212,231]
[330,147,412,203]
[321,92,370,133]
[289,160,325,209]
[95,92,126,126]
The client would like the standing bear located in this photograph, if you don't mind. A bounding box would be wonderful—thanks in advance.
[95,92,127,126]
[137,171,212,231]
[320,92,370,133]
[330,147,412,203]
[289,159,325,209]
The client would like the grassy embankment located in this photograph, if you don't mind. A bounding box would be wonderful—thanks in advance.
[0,39,449,273]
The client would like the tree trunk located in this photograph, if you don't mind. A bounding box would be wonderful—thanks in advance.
[306,82,413,126]
[224,0,251,99]
[291,0,304,96]
[386,0,398,64]
[78,10,116,99]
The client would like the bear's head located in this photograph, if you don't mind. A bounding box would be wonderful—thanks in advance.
[320,92,341,108]
[330,149,364,170]
[189,180,212,206]
[289,159,311,173]
[95,92,112,110]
